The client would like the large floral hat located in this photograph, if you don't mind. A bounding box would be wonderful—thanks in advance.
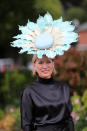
[11,12,78,58]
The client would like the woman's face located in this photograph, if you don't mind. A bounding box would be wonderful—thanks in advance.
[33,55,54,79]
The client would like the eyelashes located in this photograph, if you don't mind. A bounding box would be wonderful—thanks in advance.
[38,61,43,64]
[38,60,52,64]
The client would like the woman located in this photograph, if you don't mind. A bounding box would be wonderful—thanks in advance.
[20,54,74,131]
[11,12,78,131]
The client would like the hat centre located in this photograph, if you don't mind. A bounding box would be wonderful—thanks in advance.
[34,32,54,49]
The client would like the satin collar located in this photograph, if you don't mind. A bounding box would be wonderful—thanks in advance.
[36,76,54,84]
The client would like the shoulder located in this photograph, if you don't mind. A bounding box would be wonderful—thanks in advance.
[21,82,36,97]
[54,79,69,87]
[54,80,70,92]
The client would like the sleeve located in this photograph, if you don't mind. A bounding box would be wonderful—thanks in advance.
[63,83,73,113]
[66,115,75,131]
[63,83,75,131]
[20,88,34,131]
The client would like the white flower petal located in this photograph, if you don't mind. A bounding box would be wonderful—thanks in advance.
[45,27,52,33]
[29,31,36,37]
[34,28,41,35]
[26,35,34,41]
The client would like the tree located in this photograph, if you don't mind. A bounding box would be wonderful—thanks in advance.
[34,0,63,19]
[60,0,83,10]
[65,7,87,23]
[0,0,37,59]
[82,0,87,11]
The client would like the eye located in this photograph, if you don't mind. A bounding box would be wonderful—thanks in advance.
[47,60,52,64]
[38,61,43,64]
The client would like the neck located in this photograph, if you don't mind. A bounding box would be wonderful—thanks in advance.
[39,75,52,79]
[36,75,54,84]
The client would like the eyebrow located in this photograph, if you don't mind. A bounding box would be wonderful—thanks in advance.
[38,59,52,62]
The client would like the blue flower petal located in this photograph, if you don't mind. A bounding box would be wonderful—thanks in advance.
[53,17,62,27]
[19,25,30,34]
[26,21,38,30]
[37,16,46,32]
[44,12,53,26]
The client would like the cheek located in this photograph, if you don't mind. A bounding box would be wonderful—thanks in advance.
[49,66,53,72]
[49,64,54,69]
[35,64,41,71]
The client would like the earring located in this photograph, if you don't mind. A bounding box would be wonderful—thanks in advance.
[35,69,37,72]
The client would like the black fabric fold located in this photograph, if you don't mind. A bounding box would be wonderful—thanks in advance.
[20,76,74,131]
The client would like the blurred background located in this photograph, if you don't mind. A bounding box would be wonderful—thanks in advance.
[0,0,87,131]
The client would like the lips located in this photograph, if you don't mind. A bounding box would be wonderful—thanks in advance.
[41,70,49,73]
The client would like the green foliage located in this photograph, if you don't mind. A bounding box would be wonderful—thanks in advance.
[13,114,21,131]
[0,109,5,119]
[82,127,87,131]
[34,0,63,19]
[82,0,87,11]
[71,91,87,131]
[0,106,21,131]
[0,0,37,58]
[81,90,87,110]
[71,94,81,112]
[10,108,21,131]
[0,130,6,131]
[1,73,11,104]
[75,110,87,131]
[66,7,87,23]
[0,69,36,107]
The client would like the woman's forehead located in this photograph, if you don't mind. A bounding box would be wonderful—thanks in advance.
[37,55,52,61]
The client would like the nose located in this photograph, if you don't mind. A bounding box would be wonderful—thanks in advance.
[42,63,48,68]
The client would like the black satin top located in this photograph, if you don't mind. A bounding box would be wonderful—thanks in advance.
[20,76,73,131]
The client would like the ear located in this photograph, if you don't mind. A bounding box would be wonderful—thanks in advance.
[33,63,35,70]
[33,63,37,71]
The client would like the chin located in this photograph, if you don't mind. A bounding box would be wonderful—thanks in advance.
[41,73,51,78]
